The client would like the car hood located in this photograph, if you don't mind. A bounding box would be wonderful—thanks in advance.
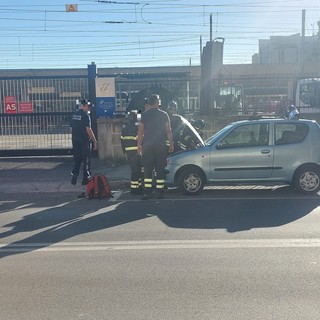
[167,144,208,163]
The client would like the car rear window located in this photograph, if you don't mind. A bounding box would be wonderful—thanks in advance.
[275,123,309,145]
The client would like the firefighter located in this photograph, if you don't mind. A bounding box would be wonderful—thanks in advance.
[177,124,198,151]
[166,100,182,153]
[166,100,203,153]
[137,94,174,199]
[190,119,205,138]
[121,110,143,195]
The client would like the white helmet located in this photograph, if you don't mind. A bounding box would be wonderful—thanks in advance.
[285,105,299,120]
[167,100,178,112]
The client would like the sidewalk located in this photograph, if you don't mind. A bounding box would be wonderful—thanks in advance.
[0,156,131,194]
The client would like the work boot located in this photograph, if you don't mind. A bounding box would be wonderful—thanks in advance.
[71,173,78,185]
[77,192,86,199]
[81,171,91,185]
[81,176,90,185]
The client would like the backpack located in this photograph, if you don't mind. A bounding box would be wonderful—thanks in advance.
[86,173,112,199]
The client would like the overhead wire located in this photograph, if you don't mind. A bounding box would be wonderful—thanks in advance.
[0,1,318,68]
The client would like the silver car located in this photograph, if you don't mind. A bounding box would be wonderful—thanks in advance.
[165,118,320,195]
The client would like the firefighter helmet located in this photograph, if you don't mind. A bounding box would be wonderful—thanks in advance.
[167,101,178,114]
[284,105,299,120]
[191,119,205,131]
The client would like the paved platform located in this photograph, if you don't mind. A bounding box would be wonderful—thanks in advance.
[0,156,131,194]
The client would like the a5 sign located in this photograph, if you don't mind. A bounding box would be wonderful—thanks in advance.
[4,96,17,114]
[3,97,33,114]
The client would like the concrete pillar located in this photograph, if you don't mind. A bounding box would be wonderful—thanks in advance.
[97,118,126,161]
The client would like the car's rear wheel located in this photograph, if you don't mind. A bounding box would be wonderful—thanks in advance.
[178,168,205,195]
[293,165,320,194]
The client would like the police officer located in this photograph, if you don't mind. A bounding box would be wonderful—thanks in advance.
[70,99,97,185]
[137,94,174,199]
[121,110,143,195]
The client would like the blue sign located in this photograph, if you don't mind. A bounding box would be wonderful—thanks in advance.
[96,97,116,118]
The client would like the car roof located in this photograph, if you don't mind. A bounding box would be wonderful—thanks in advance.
[232,118,317,125]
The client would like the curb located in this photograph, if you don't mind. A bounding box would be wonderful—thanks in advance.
[1,180,131,194]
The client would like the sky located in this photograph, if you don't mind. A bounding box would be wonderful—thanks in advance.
[0,0,319,70]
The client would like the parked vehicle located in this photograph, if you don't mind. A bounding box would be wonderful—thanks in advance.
[295,78,320,114]
[165,118,320,195]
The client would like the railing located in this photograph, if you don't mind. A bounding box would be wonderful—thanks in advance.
[0,112,73,155]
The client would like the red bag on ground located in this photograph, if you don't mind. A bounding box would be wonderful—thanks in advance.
[86,173,112,199]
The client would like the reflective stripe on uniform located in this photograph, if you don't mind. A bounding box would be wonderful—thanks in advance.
[156,179,165,189]
[125,146,138,151]
[178,141,187,150]
[144,178,153,188]
[121,136,137,140]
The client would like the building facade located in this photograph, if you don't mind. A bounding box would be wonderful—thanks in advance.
[1,28,320,156]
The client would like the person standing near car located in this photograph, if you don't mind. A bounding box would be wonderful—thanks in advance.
[166,100,182,153]
[137,94,174,199]
[166,100,203,153]
[121,110,143,195]
[70,99,97,185]
[121,98,150,195]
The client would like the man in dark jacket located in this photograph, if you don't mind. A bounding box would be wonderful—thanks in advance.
[137,94,173,199]
[70,99,97,185]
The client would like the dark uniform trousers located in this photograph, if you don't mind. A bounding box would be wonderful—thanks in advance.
[72,139,91,179]
[126,151,142,192]
[121,127,143,192]
[142,144,167,195]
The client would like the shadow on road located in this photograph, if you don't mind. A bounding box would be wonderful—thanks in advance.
[0,189,319,259]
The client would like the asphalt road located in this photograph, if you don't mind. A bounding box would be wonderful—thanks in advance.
[1,190,320,320]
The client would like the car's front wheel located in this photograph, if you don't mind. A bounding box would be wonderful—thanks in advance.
[293,165,320,194]
[177,168,205,195]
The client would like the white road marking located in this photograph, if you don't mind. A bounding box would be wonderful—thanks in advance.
[109,190,123,201]
[1,239,320,252]
[204,185,287,190]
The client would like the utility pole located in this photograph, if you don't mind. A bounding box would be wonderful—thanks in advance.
[301,9,306,65]
[210,14,213,42]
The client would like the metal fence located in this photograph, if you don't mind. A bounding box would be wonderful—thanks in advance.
[0,76,88,113]
[0,76,88,156]
[0,113,72,156]
[1,70,320,155]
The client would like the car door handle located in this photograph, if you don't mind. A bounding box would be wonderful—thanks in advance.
[261,149,270,154]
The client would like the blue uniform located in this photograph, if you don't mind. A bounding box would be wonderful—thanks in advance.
[70,109,92,184]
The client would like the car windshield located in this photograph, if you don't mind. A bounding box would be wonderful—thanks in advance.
[204,124,234,146]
